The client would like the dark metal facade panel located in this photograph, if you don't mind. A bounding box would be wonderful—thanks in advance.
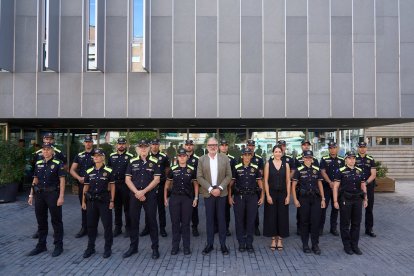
[0,0,14,71]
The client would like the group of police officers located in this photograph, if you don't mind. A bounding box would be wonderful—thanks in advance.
[27,132,377,258]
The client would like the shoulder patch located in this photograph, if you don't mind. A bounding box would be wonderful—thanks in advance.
[104,167,113,173]
[130,157,139,163]
[338,156,344,160]
[297,154,303,159]
[297,166,304,171]
[36,160,43,164]
[355,167,363,172]
[339,166,346,172]
[255,154,262,159]
[53,147,61,153]
[149,156,158,163]
[285,154,292,158]
[171,165,178,170]
[312,165,320,171]
[227,154,235,159]
[126,152,134,157]
[366,155,374,160]
[187,164,194,170]
[36,149,42,154]
[86,167,94,174]
[322,155,329,160]
[52,159,61,165]
[159,152,166,157]
[251,164,258,169]
[235,163,243,169]
[78,151,85,156]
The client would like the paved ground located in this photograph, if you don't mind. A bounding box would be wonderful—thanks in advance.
[1,181,414,276]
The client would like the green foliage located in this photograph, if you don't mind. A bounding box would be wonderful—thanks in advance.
[0,141,26,186]
[375,161,388,178]
[125,131,157,146]
[99,143,115,157]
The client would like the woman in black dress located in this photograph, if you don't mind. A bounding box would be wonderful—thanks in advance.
[263,145,291,250]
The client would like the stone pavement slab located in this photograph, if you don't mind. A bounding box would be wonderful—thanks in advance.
[1,181,414,275]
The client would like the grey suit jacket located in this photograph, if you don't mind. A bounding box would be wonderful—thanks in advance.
[197,153,232,198]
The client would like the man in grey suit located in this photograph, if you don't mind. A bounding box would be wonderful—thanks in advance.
[197,137,232,255]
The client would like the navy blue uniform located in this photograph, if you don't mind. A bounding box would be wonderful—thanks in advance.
[225,154,236,229]
[335,166,365,250]
[126,156,161,250]
[108,151,134,231]
[34,146,66,164]
[33,158,66,248]
[73,150,94,229]
[319,155,345,232]
[167,164,196,250]
[187,153,200,230]
[84,165,115,251]
[293,165,323,248]
[232,162,262,247]
[356,154,376,232]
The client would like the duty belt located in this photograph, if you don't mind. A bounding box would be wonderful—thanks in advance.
[342,191,364,200]
[33,186,58,193]
[171,190,191,197]
[235,187,257,195]
[85,191,109,202]
[299,189,320,197]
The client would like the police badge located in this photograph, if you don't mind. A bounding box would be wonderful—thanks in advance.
[159,157,162,160]
[356,170,360,175]
[149,163,153,167]
[313,169,317,174]
[51,165,55,169]
[187,169,191,173]
[251,168,254,173]
[125,156,128,159]
[103,172,107,176]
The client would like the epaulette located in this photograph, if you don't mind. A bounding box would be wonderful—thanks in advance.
[355,167,362,172]
[297,165,304,171]
[227,154,235,159]
[312,165,320,171]
[322,155,329,160]
[297,154,303,159]
[251,164,258,169]
[187,164,194,170]
[36,149,42,154]
[159,152,167,157]
[52,159,61,165]
[339,166,346,172]
[110,152,117,156]
[193,154,199,159]
[86,167,94,174]
[53,147,61,153]
[235,163,243,169]
[366,155,374,160]
[36,160,43,164]
[255,154,262,159]
[130,157,139,163]
[149,156,158,163]
[171,165,178,170]
[285,154,292,158]
[338,156,344,160]
[78,151,85,156]
[126,152,134,157]
[104,167,112,173]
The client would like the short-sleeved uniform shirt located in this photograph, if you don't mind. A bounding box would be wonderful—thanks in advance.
[167,164,196,196]
[33,158,66,189]
[233,163,262,190]
[295,154,320,170]
[107,151,134,181]
[150,151,170,181]
[84,165,115,194]
[72,150,94,177]
[125,156,161,190]
[356,154,376,181]
[319,154,345,182]
[334,165,365,194]
[239,154,264,172]
[34,146,67,165]
[225,153,237,176]
[187,153,199,172]
[293,165,323,192]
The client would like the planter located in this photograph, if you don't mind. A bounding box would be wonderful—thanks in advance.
[0,182,19,203]
[375,177,395,192]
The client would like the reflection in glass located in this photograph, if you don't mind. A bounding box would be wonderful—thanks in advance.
[87,0,97,70]
[131,0,145,72]
[401,138,412,145]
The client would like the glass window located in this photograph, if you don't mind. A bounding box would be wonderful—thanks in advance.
[42,0,50,71]
[189,129,218,157]
[308,129,338,159]
[126,129,157,154]
[401,137,412,145]
[159,129,187,165]
[376,137,386,145]
[388,137,399,145]
[218,129,247,159]
[0,124,6,141]
[87,0,97,70]
[278,130,306,159]
[131,0,146,72]
[68,129,97,163]
[248,129,276,163]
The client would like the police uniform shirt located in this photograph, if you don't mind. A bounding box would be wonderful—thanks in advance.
[293,165,323,192]
[356,154,376,180]
[226,153,237,175]
[150,151,170,180]
[33,158,66,188]
[232,163,262,190]
[107,151,134,181]
[239,154,264,171]
[73,150,94,177]
[277,154,295,170]
[84,165,115,194]
[125,156,161,189]
[334,165,364,194]
[319,155,345,181]
[295,154,320,170]
[187,153,199,171]
[35,146,67,165]
[167,164,196,195]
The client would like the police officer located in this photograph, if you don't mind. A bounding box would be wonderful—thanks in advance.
[81,149,115,258]
[229,148,264,253]
[70,135,95,238]
[292,150,326,255]
[31,132,67,239]
[123,139,161,259]
[141,138,170,237]
[319,141,344,236]
[107,138,134,238]
[333,151,368,255]
[164,148,198,255]
[184,139,200,237]
[219,139,236,236]
[27,143,66,257]
[356,141,377,237]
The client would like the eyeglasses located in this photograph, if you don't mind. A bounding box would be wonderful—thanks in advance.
[207,144,218,147]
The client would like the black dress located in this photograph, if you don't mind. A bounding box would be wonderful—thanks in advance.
[263,159,289,238]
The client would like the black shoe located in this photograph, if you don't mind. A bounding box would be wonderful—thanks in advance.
[202,244,214,255]
[124,228,130,238]
[352,247,363,255]
[113,227,122,237]
[226,229,231,236]
[238,244,246,252]
[344,248,354,255]
[192,227,199,237]
[83,248,96,258]
[122,247,138,258]
[52,246,63,257]
[254,227,261,236]
[160,228,167,237]
[171,247,179,255]
[365,230,377,237]
[32,231,39,239]
[140,228,149,237]
[303,246,311,254]
[103,249,112,258]
[319,229,323,236]
[312,245,321,255]
[75,227,87,238]
[27,246,47,256]
[221,245,229,255]
[183,247,191,255]
[296,229,301,236]
[246,245,254,253]
[152,248,160,259]
[330,229,339,236]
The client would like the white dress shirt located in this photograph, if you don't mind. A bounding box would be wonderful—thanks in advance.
[208,153,219,193]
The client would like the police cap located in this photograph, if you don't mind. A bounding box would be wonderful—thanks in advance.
[93,148,105,156]
[117,137,127,144]
[220,139,228,145]
[42,142,53,149]
[177,148,187,156]
[328,141,337,148]
[185,139,194,145]
[246,139,255,146]
[84,135,93,142]
[277,140,286,146]
[242,148,253,154]
[358,142,367,147]
[301,140,311,146]
[345,151,357,158]
[302,150,313,157]
[136,139,149,147]
[43,132,54,139]
[150,138,160,145]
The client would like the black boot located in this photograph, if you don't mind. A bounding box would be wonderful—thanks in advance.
[113,227,122,237]
[83,247,96,258]
[160,228,167,237]
[32,231,39,239]
[27,246,47,256]
[140,227,149,237]
[75,227,87,238]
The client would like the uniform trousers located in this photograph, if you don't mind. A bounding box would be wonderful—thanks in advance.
[320,183,339,231]
[204,196,226,246]
[234,194,257,245]
[339,197,363,249]
[129,191,159,249]
[114,180,130,229]
[35,191,63,247]
[144,180,167,230]
[77,181,87,229]
[169,194,193,249]
[365,182,375,231]
[299,194,322,246]
[86,198,113,250]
